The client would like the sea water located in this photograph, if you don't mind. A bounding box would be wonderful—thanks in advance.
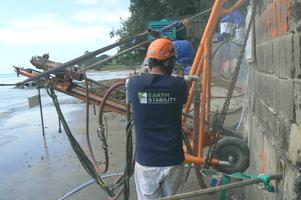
[0,71,129,129]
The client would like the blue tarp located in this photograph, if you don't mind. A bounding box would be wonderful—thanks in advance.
[220,10,245,25]
[172,40,195,74]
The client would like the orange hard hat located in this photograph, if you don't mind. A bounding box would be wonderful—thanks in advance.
[146,38,176,61]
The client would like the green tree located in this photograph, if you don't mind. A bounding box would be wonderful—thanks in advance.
[78,51,111,70]
[111,0,212,68]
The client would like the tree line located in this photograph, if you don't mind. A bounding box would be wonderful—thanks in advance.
[109,0,213,68]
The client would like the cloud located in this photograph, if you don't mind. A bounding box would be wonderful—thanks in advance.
[76,0,122,7]
[72,10,99,23]
[72,9,130,24]
[76,0,100,5]
[0,1,130,46]
[0,14,113,45]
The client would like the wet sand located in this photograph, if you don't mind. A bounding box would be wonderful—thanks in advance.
[0,82,245,200]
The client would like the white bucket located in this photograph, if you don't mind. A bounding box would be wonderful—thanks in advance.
[220,22,234,34]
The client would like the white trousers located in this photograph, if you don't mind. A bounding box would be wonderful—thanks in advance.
[134,162,185,200]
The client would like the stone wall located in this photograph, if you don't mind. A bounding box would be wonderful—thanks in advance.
[245,0,301,199]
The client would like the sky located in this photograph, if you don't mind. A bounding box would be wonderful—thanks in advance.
[0,0,130,74]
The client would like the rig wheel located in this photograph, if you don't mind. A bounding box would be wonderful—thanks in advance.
[213,137,250,174]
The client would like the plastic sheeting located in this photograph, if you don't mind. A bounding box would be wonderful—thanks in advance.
[220,10,245,25]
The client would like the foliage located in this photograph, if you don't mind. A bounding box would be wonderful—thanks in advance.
[110,0,212,67]
[78,52,111,70]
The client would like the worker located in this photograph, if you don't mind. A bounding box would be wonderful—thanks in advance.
[128,38,188,199]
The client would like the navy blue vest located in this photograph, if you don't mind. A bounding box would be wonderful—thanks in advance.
[128,74,187,166]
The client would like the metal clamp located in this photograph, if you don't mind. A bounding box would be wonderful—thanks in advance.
[258,174,275,192]
[97,125,108,150]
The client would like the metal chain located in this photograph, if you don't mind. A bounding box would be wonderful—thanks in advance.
[205,4,257,168]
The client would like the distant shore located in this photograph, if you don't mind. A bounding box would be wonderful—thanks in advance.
[91,63,136,72]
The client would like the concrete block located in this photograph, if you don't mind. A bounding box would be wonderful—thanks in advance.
[273,78,294,121]
[278,37,288,78]
[256,41,274,74]
[294,33,301,78]
[257,72,264,102]
[254,95,263,121]
[265,107,279,143]
[260,44,268,73]
[255,14,263,45]
[277,119,291,151]
[246,115,288,200]
[273,34,295,78]
[273,37,281,77]
[288,124,301,165]
[266,41,274,74]
[250,70,257,97]
[283,34,295,78]
[283,164,301,200]
[255,45,263,71]
[295,81,301,125]
[252,70,259,97]
[265,74,275,107]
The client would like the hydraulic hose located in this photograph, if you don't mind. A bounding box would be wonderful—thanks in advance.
[48,88,114,197]
[85,81,126,174]
[98,82,126,126]
[123,119,135,200]
[58,172,123,200]
[83,71,110,174]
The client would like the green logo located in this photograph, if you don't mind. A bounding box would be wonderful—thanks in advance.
[138,92,147,104]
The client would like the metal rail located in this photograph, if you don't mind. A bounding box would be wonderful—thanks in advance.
[159,174,282,200]
[15,68,128,115]
[20,32,148,84]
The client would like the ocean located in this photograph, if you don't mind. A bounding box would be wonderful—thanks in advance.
[0,71,129,131]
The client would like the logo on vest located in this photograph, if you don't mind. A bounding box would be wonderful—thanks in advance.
[138,92,148,104]
[138,92,176,104]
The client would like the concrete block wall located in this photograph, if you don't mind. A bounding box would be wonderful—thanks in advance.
[245,0,301,199]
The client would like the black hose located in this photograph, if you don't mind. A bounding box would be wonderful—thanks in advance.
[48,88,114,197]
[182,132,193,182]
[123,119,135,200]
[83,71,110,174]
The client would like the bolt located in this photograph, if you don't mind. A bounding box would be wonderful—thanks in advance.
[228,155,235,163]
